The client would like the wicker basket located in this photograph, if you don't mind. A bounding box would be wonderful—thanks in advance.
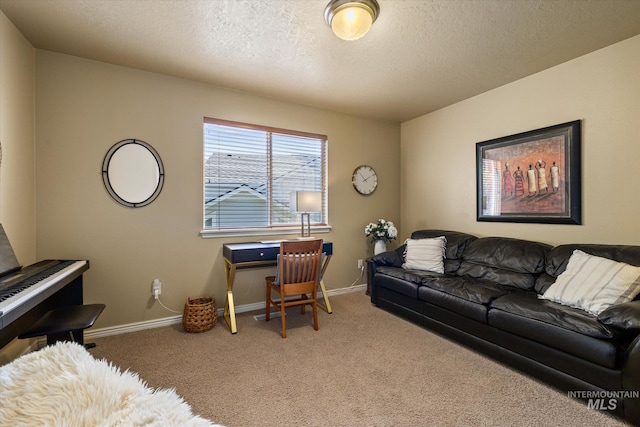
[182,297,217,333]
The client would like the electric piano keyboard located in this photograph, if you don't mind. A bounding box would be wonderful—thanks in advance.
[0,260,89,331]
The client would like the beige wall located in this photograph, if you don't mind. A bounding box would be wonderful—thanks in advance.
[13,14,638,345]
[401,35,640,246]
[0,12,35,263]
[34,51,401,329]
[0,11,36,362]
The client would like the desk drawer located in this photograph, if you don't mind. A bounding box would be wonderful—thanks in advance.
[223,241,333,264]
[226,247,280,263]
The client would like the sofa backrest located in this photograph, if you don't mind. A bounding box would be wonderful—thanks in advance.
[534,243,640,294]
[457,237,552,290]
[409,230,477,273]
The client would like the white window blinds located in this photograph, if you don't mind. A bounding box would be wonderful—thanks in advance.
[203,118,327,231]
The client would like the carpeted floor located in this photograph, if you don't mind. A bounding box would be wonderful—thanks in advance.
[90,291,628,426]
[0,342,219,426]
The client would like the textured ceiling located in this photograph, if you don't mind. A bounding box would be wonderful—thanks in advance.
[1,0,640,122]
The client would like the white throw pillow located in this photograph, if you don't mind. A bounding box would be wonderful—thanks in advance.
[402,236,446,274]
[541,250,640,315]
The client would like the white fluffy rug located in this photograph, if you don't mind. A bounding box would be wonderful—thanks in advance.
[0,342,223,426]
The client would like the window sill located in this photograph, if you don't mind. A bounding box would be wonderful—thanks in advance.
[200,225,332,239]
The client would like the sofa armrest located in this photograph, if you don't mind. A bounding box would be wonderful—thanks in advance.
[367,245,405,302]
[622,334,640,424]
[598,300,640,332]
[369,245,405,268]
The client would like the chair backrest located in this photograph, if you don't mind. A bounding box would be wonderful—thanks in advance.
[277,239,323,290]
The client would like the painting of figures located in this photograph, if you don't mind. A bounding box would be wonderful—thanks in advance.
[476,121,581,224]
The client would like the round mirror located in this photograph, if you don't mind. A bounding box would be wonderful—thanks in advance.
[102,139,164,208]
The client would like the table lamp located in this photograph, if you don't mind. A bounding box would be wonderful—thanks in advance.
[290,191,322,239]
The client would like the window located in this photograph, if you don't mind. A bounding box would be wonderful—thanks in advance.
[203,118,328,233]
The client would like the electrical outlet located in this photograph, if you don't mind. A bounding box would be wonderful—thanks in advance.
[152,279,161,299]
[357,259,364,269]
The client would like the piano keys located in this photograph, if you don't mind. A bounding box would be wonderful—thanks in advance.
[0,260,89,329]
[0,225,89,349]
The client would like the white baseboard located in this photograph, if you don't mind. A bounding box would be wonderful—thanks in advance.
[86,284,367,340]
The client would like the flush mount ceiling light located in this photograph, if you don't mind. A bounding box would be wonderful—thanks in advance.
[324,0,380,41]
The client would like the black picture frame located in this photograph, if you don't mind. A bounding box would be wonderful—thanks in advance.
[476,120,581,224]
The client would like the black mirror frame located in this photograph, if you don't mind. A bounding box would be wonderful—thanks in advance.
[102,139,165,208]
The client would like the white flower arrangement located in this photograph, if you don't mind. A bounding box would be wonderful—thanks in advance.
[365,219,398,242]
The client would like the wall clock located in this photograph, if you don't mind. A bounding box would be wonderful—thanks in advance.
[352,165,378,195]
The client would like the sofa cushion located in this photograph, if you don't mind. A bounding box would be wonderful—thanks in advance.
[533,273,556,294]
[456,237,552,290]
[544,243,640,278]
[409,230,477,273]
[417,276,512,323]
[536,243,640,294]
[418,286,488,323]
[489,292,620,368]
[402,237,446,273]
[376,266,441,283]
[541,250,640,315]
[421,276,511,305]
[373,266,443,299]
[491,291,617,339]
[410,230,477,259]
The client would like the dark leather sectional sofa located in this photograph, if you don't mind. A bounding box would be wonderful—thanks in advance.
[368,229,640,425]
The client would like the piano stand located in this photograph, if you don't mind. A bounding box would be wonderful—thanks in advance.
[18,304,105,348]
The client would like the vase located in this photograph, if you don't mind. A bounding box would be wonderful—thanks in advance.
[374,240,387,255]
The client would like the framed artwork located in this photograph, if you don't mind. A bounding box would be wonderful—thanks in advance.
[476,120,581,224]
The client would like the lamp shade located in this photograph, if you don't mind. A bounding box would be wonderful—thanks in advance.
[324,0,380,41]
[290,191,322,213]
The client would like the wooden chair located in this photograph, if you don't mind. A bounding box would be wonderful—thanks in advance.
[265,239,323,338]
